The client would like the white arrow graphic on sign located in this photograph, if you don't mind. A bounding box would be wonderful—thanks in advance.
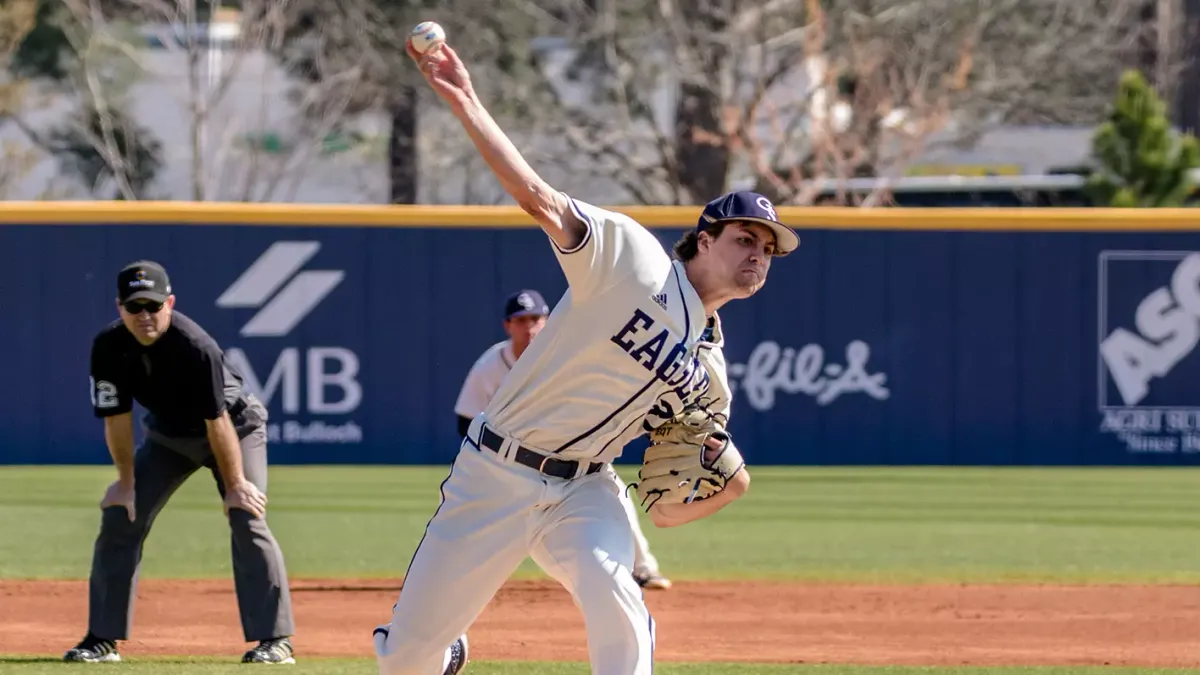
[216,241,344,337]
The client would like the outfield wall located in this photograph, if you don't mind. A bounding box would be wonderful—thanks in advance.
[3,203,1200,466]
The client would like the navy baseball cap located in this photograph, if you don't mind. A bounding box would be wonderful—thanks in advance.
[117,260,172,303]
[504,290,549,320]
[697,191,800,256]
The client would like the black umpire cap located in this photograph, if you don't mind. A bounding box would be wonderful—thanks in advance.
[117,260,172,304]
[504,290,549,320]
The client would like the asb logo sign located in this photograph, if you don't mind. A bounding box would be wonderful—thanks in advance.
[1098,250,1200,456]
[218,241,364,446]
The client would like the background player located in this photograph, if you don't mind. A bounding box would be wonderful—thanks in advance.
[453,290,549,438]
[453,289,672,590]
[64,261,296,665]
[371,31,796,675]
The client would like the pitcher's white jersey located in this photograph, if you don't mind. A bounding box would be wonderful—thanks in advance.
[454,340,516,420]
[480,196,732,463]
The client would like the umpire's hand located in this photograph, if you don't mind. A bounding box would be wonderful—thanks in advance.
[101,480,136,522]
[224,480,267,519]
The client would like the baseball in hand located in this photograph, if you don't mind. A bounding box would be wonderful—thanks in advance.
[410,21,446,55]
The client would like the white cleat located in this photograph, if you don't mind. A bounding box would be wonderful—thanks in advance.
[374,624,468,674]
[444,634,469,675]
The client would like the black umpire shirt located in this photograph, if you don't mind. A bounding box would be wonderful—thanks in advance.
[90,311,247,438]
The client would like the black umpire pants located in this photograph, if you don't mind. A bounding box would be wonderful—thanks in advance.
[86,403,295,643]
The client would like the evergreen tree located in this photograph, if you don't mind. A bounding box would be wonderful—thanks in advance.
[1086,69,1200,207]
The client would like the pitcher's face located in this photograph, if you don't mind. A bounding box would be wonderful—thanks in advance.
[702,222,775,298]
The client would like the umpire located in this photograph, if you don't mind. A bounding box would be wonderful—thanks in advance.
[64,260,297,664]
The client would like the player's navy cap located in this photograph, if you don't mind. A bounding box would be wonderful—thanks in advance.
[504,290,549,320]
[697,190,800,256]
[117,260,172,303]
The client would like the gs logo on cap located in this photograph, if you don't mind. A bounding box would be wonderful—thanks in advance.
[755,196,778,221]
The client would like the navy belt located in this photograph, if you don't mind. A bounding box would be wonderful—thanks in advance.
[478,425,603,480]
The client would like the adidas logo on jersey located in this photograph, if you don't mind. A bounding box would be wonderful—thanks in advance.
[651,293,668,310]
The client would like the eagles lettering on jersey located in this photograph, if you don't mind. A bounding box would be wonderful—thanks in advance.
[609,308,714,429]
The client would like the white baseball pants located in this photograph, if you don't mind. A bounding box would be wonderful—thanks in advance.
[374,437,656,675]
[619,474,661,579]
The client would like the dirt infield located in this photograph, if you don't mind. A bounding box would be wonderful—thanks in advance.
[2,578,1199,667]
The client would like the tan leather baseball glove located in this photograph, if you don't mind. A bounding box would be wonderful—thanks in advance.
[631,408,745,511]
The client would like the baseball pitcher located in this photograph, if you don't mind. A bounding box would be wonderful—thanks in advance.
[371,31,800,675]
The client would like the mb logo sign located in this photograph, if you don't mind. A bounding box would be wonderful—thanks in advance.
[217,241,363,445]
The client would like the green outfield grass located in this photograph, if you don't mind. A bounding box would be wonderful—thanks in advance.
[3,465,1200,674]
[2,658,1199,674]
[0,465,1197,583]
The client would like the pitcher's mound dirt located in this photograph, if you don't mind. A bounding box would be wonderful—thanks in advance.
[2,579,1198,667]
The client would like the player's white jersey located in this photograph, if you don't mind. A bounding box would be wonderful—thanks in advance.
[479,196,732,463]
[454,340,516,419]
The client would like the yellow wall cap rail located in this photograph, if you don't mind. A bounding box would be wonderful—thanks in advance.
[2,201,1200,231]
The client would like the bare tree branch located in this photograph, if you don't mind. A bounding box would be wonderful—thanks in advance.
[466,0,1171,206]
[59,0,140,199]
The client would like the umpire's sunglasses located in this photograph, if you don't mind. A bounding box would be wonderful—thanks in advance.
[122,300,165,315]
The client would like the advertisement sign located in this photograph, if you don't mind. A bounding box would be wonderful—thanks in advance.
[2,206,1199,467]
[1098,250,1200,455]
[727,339,890,411]
[216,241,364,446]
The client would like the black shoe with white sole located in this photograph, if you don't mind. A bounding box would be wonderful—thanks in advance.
[63,633,121,663]
[242,637,295,664]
